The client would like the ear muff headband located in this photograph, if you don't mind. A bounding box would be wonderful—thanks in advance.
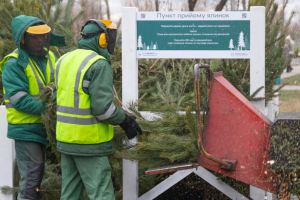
[81,19,108,48]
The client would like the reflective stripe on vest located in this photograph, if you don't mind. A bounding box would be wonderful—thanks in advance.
[4,93,39,108]
[82,80,90,88]
[47,53,54,81]
[0,49,56,124]
[28,61,44,92]
[56,49,114,144]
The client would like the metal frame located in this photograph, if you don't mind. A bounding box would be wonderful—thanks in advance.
[139,167,249,200]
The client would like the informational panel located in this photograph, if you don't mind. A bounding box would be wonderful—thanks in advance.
[137,12,250,59]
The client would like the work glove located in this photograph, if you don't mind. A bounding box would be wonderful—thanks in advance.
[119,114,142,140]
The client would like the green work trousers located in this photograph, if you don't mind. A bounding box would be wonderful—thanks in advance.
[60,153,115,200]
[15,140,45,200]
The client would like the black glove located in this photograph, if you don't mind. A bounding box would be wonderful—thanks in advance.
[119,114,142,140]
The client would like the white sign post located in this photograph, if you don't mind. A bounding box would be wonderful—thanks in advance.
[250,6,266,114]
[122,7,139,200]
[0,106,15,200]
[249,6,270,199]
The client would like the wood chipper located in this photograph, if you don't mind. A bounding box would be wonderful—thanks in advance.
[145,63,296,199]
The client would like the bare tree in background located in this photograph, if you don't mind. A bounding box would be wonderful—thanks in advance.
[104,0,111,20]
[99,0,103,19]
[122,0,162,11]
[215,0,228,11]
[158,0,174,11]
[230,0,236,10]
[188,0,197,11]
[242,0,246,10]
[121,0,229,12]
[155,0,159,11]
[72,0,109,40]
[287,22,300,42]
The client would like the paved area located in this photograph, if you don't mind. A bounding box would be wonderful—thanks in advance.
[274,63,300,90]
[274,85,300,90]
[281,64,300,79]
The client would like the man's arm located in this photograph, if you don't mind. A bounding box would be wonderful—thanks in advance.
[2,58,45,115]
[84,59,125,125]
[84,59,142,139]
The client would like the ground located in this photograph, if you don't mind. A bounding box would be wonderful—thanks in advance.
[276,59,300,113]
[277,59,300,200]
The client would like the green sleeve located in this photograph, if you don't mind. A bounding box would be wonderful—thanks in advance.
[83,59,125,125]
[2,58,45,115]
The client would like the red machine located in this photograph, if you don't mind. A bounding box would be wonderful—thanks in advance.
[146,64,289,199]
[200,71,277,193]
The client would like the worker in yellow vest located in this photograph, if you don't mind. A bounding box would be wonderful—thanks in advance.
[0,15,66,200]
[55,19,142,199]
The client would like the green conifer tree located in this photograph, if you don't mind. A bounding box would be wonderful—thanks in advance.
[217,0,294,104]
[0,0,83,103]
[0,0,84,60]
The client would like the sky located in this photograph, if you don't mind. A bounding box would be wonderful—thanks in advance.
[109,0,123,21]
[108,0,299,23]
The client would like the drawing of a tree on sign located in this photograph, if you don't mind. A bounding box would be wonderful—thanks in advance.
[143,42,147,50]
[153,44,157,50]
[155,42,159,50]
[238,31,246,50]
[229,39,234,50]
[147,46,149,50]
[137,35,143,50]
[244,36,250,50]
[150,41,154,50]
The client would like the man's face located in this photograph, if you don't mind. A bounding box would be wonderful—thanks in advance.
[26,34,45,52]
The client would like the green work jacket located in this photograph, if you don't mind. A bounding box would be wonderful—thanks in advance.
[0,49,56,144]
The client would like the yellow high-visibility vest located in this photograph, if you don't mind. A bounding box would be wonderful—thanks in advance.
[0,49,56,124]
[55,49,114,144]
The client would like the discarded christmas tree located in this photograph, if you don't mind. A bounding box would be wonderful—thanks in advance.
[218,0,295,105]
[0,0,83,60]
[0,0,84,104]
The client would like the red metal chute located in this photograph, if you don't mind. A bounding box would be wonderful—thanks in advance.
[200,71,277,193]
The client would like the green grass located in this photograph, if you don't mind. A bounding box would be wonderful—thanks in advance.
[279,90,300,113]
[281,75,300,85]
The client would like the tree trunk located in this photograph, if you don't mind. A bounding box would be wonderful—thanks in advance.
[242,0,246,10]
[188,0,197,11]
[155,0,159,11]
[104,0,110,20]
[231,0,236,10]
[99,0,103,19]
[215,0,228,11]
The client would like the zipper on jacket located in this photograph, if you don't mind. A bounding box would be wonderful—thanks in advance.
[31,60,46,86]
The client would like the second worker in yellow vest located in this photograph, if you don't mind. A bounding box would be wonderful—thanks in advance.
[55,20,142,200]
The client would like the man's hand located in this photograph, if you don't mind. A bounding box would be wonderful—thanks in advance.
[119,114,142,140]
